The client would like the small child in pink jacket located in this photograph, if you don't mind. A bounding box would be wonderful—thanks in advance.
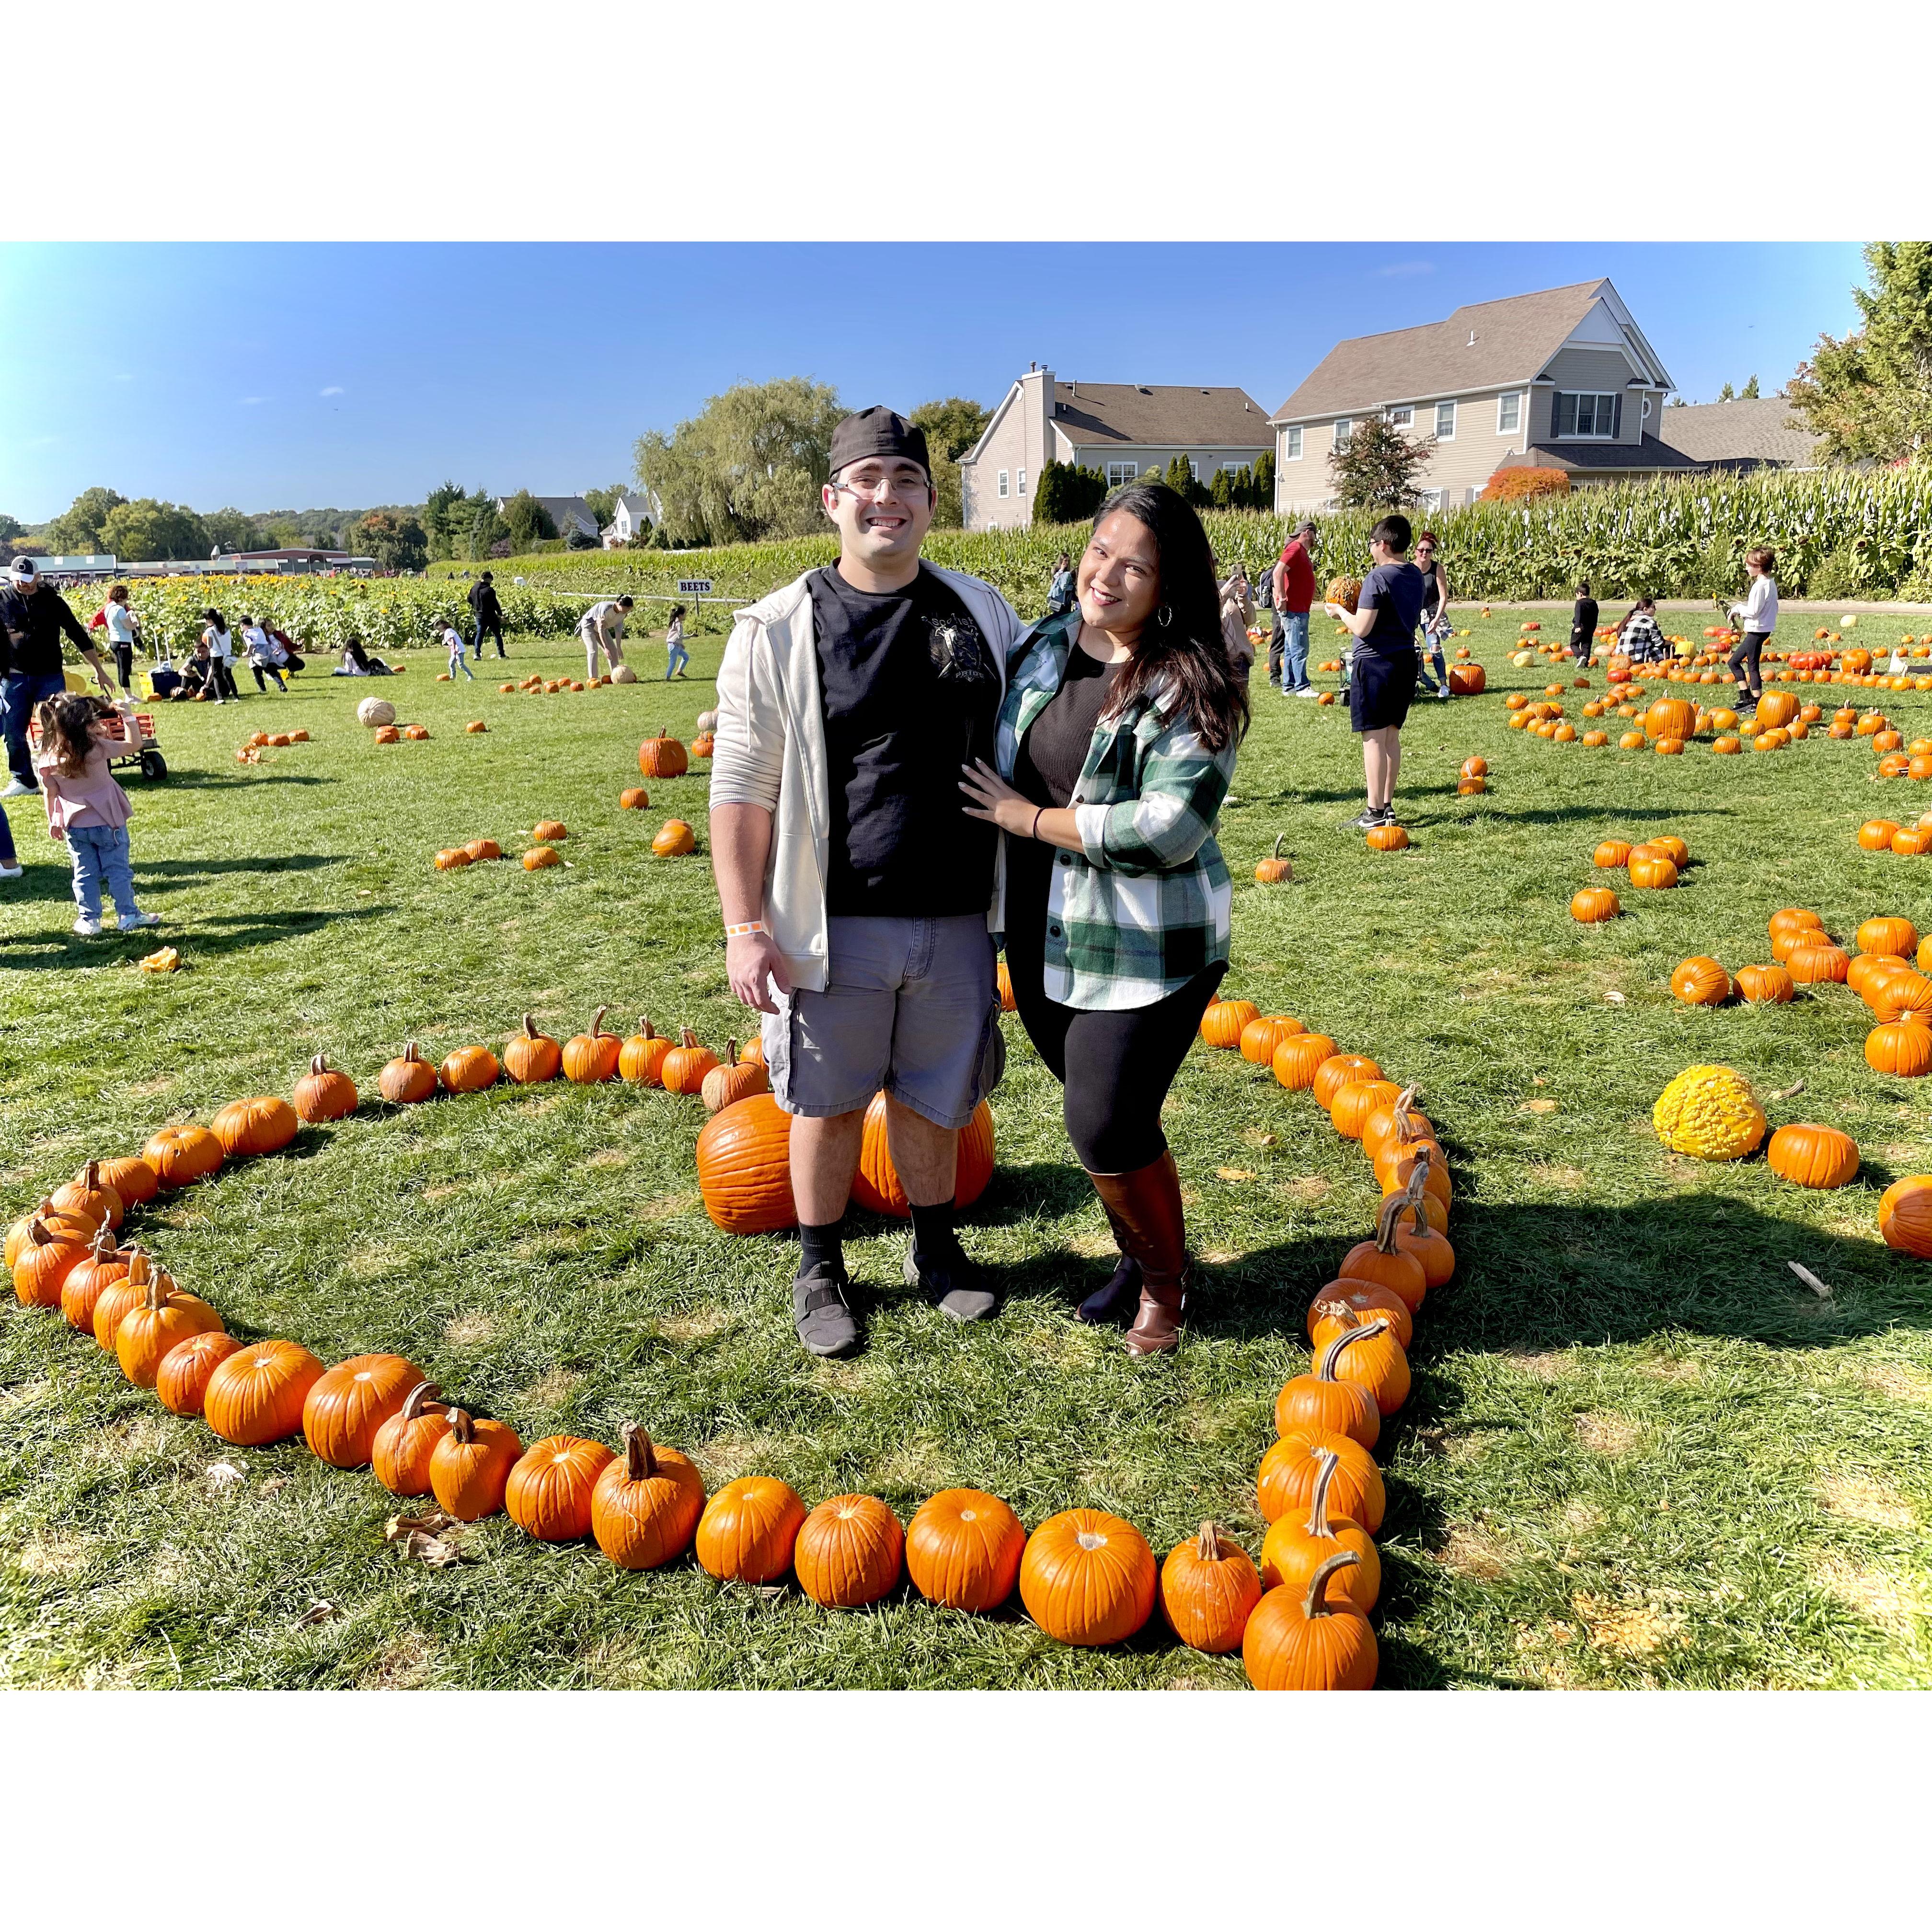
[34,693,160,937]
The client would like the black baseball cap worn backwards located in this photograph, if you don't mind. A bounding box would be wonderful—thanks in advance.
[828,406,931,482]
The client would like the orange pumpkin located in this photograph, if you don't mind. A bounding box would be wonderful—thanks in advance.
[114,1265,223,1388]
[1158,1521,1262,1655]
[94,1156,159,1209]
[591,1424,708,1570]
[440,1044,500,1093]
[695,1092,798,1235]
[1258,1448,1382,1612]
[1308,1275,1415,1350]
[371,1381,455,1496]
[1858,916,1919,958]
[1626,850,1679,890]
[12,1218,92,1310]
[52,1161,124,1231]
[1735,963,1794,1005]
[620,786,650,810]
[904,1488,1025,1611]
[1593,840,1633,869]
[428,1409,524,1520]
[1020,1508,1159,1647]
[204,1339,328,1447]
[1311,1053,1379,1110]
[142,1124,224,1191]
[1787,943,1850,986]
[378,1042,439,1104]
[1571,887,1620,923]
[294,1055,358,1122]
[1671,956,1732,1006]
[1272,1033,1339,1092]
[562,1006,622,1083]
[506,1435,618,1541]
[794,1494,905,1609]
[1878,1175,1932,1256]
[660,1027,720,1096]
[619,1016,673,1085]
[1200,998,1261,1049]
[695,1476,808,1585]
[522,845,561,870]
[1329,1078,1401,1141]
[1866,1019,1932,1077]
[155,1330,244,1418]
[303,1353,426,1468]
[852,1092,995,1216]
[211,1095,299,1160]
[637,728,689,778]
[701,1038,770,1113]
[1766,1124,1859,1190]
[652,819,697,857]
[1240,1014,1304,1065]
[1256,1428,1385,1534]
[504,1013,562,1084]
[59,1224,131,1332]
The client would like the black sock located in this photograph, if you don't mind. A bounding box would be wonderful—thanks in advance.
[800,1217,845,1277]
[910,1198,965,1269]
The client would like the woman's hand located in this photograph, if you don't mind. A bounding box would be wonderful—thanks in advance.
[959,759,1036,835]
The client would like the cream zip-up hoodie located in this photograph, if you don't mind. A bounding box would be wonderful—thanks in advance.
[709,562,1024,993]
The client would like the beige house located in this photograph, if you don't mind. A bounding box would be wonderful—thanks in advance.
[959,365,1271,530]
[1271,279,1700,514]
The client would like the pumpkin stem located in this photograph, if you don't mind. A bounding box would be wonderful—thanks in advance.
[1400,1162,1431,1236]
[589,1006,608,1042]
[679,1027,699,1049]
[80,1159,102,1190]
[401,1380,444,1421]
[126,1246,150,1289]
[447,1407,475,1444]
[523,1012,540,1040]
[622,1422,658,1480]
[1302,1449,1342,1539]
[1390,1085,1418,1138]
[635,1017,656,1041]
[1272,832,1287,860]
[1193,1519,1228,1562]
[310,1053,331,1076]
[1372,1189,1406,1255]
[1318,1315,1389,1382]
[402,1040,423,1064]
[26,1216,51,1244]
[724,1037,738,1068]
[1303,1547,1360,1621]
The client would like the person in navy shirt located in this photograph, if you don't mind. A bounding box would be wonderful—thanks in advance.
[1324,513,1426,829]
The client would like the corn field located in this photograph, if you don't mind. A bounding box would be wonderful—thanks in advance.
[427,467,1932,612]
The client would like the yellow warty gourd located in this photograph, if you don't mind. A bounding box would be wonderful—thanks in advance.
[1651,1064,1768,1161]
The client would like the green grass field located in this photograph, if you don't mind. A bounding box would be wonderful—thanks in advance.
[4,610,1932,1690]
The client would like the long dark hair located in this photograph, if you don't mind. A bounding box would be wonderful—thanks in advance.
[1089,483,1248,753]
[36,692,110,779]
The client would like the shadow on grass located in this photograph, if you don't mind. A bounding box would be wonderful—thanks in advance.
[0,902,391,970]
[153,772,341,792]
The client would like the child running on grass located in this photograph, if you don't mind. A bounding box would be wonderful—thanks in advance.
[664,604,690,679]
[33,692,159,936]
[443,621,475,681]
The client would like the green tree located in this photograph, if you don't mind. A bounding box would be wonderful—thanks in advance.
[1718,381,1736,401]
[581,484,626,532]
[499,491,557,552]
[635,376,845,546]
[1032,459,1107,525]
[203,506,263,553]
[99,499,211,562]
[0,514,23,542]
[1327,416,1434,509]
[1253,449,1275,508]
[1788,242,1932,463]
[421,481,471,561]
[264,520,304,549]
[565,518,598,551]
[1209,466,1234,510]
[42,486,127,555]
[908,396,991,528]
[1741,375,1760,399]
[345,510,428,572]
[466,498,506,561]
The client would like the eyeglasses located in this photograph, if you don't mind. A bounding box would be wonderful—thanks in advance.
[831,471,931,503]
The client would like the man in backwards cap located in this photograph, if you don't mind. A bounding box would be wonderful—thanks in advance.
[710,407,1024,1358]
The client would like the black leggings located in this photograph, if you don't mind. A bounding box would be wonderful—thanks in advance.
[1007,950,1226,1173]
[250,662,286,692]
[1728,630,1767,697]
[112,644,134,693]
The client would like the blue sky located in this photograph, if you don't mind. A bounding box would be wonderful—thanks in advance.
[0,242,1866,523]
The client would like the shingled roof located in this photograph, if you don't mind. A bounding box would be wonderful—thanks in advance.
[1049,381,1269,447]
[1653,397,1822,468]
[1497,434,1704,477]
[1274,281,1651,422]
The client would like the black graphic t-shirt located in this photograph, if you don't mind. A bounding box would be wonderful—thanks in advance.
[809,563,1002,917]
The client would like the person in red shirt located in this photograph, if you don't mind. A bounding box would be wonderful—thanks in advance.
[1271,520,1318,696]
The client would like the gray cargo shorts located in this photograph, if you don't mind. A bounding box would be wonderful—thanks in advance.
[763,914,1003,1131]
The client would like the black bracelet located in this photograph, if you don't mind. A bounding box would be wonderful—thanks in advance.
[1031,806,1044,840]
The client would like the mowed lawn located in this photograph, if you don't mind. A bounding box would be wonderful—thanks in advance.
[4,609,1932,1690]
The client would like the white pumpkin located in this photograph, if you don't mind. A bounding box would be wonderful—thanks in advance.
[610,664,638,684]
[696,708,719,734]
[356,697,397,728]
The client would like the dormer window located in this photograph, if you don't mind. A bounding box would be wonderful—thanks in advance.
[1555,392,1622,439]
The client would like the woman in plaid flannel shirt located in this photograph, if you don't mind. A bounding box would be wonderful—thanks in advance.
[961,483,1247,1356]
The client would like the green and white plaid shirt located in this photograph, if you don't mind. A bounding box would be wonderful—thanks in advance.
[995,611,1235,1011]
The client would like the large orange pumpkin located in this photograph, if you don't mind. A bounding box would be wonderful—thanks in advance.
[293,1055,358,1122]
[562,1007,622,1084]
[1736,963,1795,1005]
[1766,1124,1859,1190]
[114,1265,223,1386]
[143,1124,224,1190]
[1256,1427,1386,1533]
[637,728,689,778]
[1671,956,1732,1006]
[794,1494,905,1608]
[1273,1033,1339,1092]
[904,1488,1025,1610]
[1019,1509,1158,1647]
[94,1155,159,1209]
[1311,1053,1378,1110]
[371,1382,454,1496]
[504,1013,562,1084]
[696,1092,798,1234]
[429,1409,523,1520]
[1240,1014,1304,1065]
[506,1435,617,1541]
[211,1095,299,1160]
[1858,916,1919,959]
[851,1092,994,1217]
[303,1353,425,1468]
[591,1425,708,1569]
[1644,696,1696,741]
[12,1218,93,1310]
[1200,998,1260,1049]
[204,1340,327,1447]
[155,1330,243,1417]
[1878,1175,1932,1256]
[695,1476,807,1584]
[1866,1019,1932,1076]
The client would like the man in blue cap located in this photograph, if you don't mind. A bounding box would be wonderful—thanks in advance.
[709,407,1025,1358]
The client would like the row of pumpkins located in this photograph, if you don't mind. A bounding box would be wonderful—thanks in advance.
[1568,830,1694,915]
[6,1000,1454,1689]
[434,813,698,874]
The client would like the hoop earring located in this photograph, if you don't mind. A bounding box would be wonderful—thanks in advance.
[1156,605,1174,629]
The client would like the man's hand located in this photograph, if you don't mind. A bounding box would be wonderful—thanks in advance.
[727,930,792,1015]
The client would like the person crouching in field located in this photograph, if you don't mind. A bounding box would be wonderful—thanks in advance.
[34,693,159,937]
[579,596,632,681]
[1617,595,1667,666]
[1326,514,1426,830]
[960,483,1244,1356]
[1727,546,1779,716]
[711,408,1024,1360]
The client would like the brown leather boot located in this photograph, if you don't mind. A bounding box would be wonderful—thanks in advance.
[1088,1151,1190,1357]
